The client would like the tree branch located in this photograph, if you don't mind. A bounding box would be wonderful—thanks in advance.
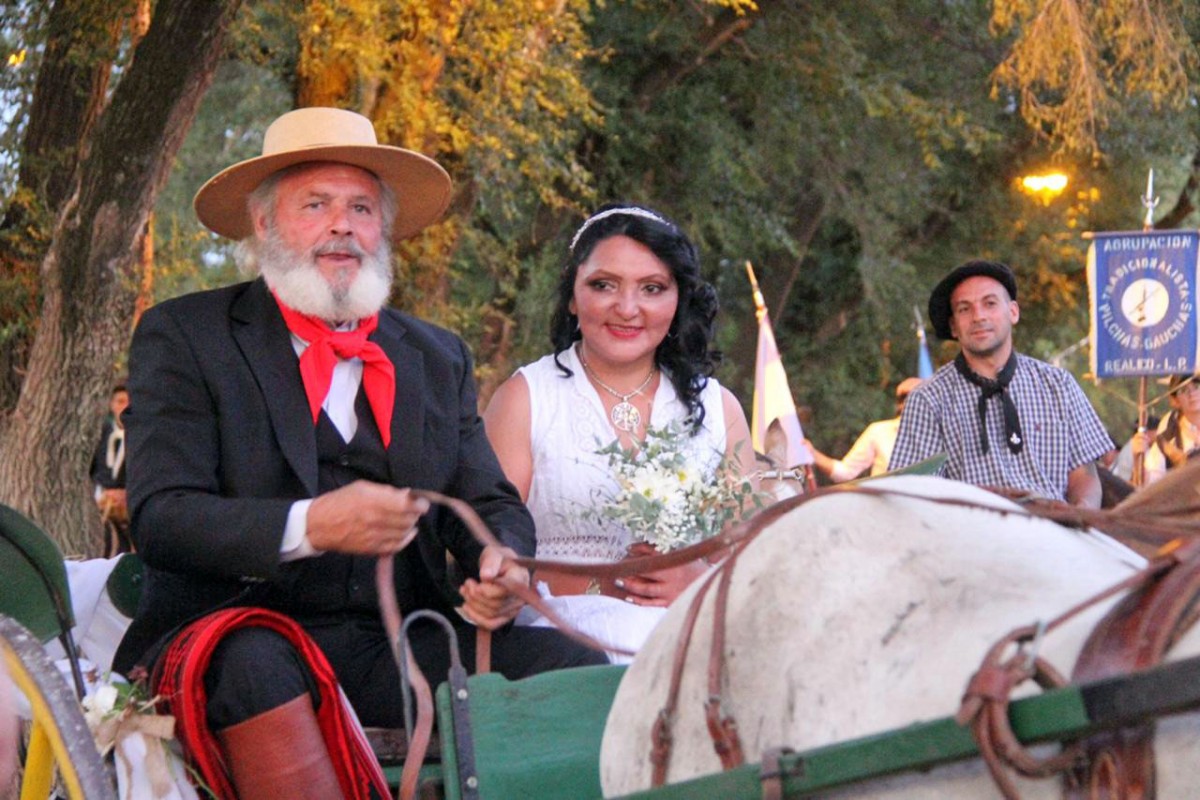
[633,6,766,112]
[771,190,825,329]
[1155,147,1200,230]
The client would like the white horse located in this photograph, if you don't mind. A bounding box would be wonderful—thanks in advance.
[600,474,1200,798]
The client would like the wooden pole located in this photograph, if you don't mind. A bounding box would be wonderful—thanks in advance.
[1131,168,1160,487]
[745,261,767,323]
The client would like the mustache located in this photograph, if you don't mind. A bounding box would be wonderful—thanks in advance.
[312,240,367,259]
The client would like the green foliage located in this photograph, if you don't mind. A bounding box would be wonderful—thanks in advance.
[55,0,1200,453]
[150,57,291,299]
[0,2,47,195]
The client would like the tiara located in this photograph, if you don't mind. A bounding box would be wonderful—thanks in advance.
[569,206,670,252]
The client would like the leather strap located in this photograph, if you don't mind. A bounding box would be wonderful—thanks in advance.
[475,629,491,675]
[651,564,727,786]
[759,746,795,800]
[704,544,744,771]
[375,557,434,800]
[1065,539,1200,800]
[956,626,1081,799]
[956,538,1200,800]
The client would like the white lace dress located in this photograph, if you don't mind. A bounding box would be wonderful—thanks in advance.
[514,347,726,662]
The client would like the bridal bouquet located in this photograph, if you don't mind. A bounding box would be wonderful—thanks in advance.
[81,672,172,757]
[591,422,762,553]
[81,671,201,799]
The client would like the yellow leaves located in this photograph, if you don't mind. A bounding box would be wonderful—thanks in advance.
[290,0,600,316]
[705,0,759,14]
[6,49,26,67]
[990,0,1197,156]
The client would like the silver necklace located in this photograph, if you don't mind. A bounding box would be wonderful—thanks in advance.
[580,354,656,433]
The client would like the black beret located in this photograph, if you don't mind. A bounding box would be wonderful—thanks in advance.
[928,260,1018,340]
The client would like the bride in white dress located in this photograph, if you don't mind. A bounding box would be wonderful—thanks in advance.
[484,204,757,662]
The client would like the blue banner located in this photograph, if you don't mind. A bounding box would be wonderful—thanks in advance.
[1088,230,1200,379]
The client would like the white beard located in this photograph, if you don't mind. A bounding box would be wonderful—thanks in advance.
[250,226,393,322]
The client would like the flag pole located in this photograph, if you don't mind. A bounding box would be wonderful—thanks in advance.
[1132,168,1159,487]
[913,305,934,380]
[745,261,767,323]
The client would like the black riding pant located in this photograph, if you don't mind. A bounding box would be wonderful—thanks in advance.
[203,613,606,729]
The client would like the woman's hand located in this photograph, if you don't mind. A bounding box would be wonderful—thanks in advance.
[615,542,707,607]
[459,545,529,629]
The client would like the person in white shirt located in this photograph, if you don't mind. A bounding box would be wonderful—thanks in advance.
[806,377,922,482]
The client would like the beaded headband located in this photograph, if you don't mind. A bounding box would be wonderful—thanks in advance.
[569,206,671,253]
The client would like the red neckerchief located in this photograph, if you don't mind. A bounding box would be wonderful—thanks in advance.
[273,294,396,448]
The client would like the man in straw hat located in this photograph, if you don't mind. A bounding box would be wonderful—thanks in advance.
[113,107,604,798]
[1138,373,1200,484]
[888,259,1112,507]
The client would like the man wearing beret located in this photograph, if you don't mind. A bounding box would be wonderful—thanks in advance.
[113,107,604,798]
[889,259,1112,507]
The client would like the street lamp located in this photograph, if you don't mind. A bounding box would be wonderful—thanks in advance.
[1018,171,1069,205]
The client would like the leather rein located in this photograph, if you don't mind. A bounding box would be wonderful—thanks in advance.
[378,483,1200,800]
[372,489,758,800]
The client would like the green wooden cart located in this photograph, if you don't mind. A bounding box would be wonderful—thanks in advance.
[5,448,1199,800]
[425,653,1200,800]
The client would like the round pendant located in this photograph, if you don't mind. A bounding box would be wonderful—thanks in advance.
[610,401,641,433]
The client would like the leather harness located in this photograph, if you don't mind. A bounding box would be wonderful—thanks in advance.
[954,531,1200,800]
[386,484,1200,800]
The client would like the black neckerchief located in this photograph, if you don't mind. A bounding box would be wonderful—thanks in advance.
[954,351,1024,455]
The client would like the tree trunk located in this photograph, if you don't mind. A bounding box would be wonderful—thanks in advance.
[0,0,243,555]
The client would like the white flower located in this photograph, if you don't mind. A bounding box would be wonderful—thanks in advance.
[627,465,672,500]
[82,681,121,728]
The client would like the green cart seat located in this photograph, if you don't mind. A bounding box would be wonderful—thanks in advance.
[0,503,76,645]
[0,502,88,697]
[436,663,626,800]
[852,452,947,484]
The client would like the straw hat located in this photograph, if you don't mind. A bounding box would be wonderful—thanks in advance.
[193,107,452,243]
[1168,374,1200,393]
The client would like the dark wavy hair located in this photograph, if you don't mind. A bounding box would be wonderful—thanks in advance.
[549,203,720,432]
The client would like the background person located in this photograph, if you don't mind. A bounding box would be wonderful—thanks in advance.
[90,382,131,556]
[483,203,757,659]
[1111,414,1160,483]
[805,377,922,483]
[1139,374,1200,485]
[113,107,603,799]
[889,259,1112,507]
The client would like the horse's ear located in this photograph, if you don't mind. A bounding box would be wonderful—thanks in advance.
[764,420,789,467]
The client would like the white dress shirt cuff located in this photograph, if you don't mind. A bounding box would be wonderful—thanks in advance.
[280,499,318,562]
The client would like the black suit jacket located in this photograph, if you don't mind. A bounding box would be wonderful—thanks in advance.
[113,278,532,673]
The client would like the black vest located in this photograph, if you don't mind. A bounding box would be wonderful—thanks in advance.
[265,389,429,619]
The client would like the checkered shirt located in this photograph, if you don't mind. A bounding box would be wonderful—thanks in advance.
[888,353,1114,501]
